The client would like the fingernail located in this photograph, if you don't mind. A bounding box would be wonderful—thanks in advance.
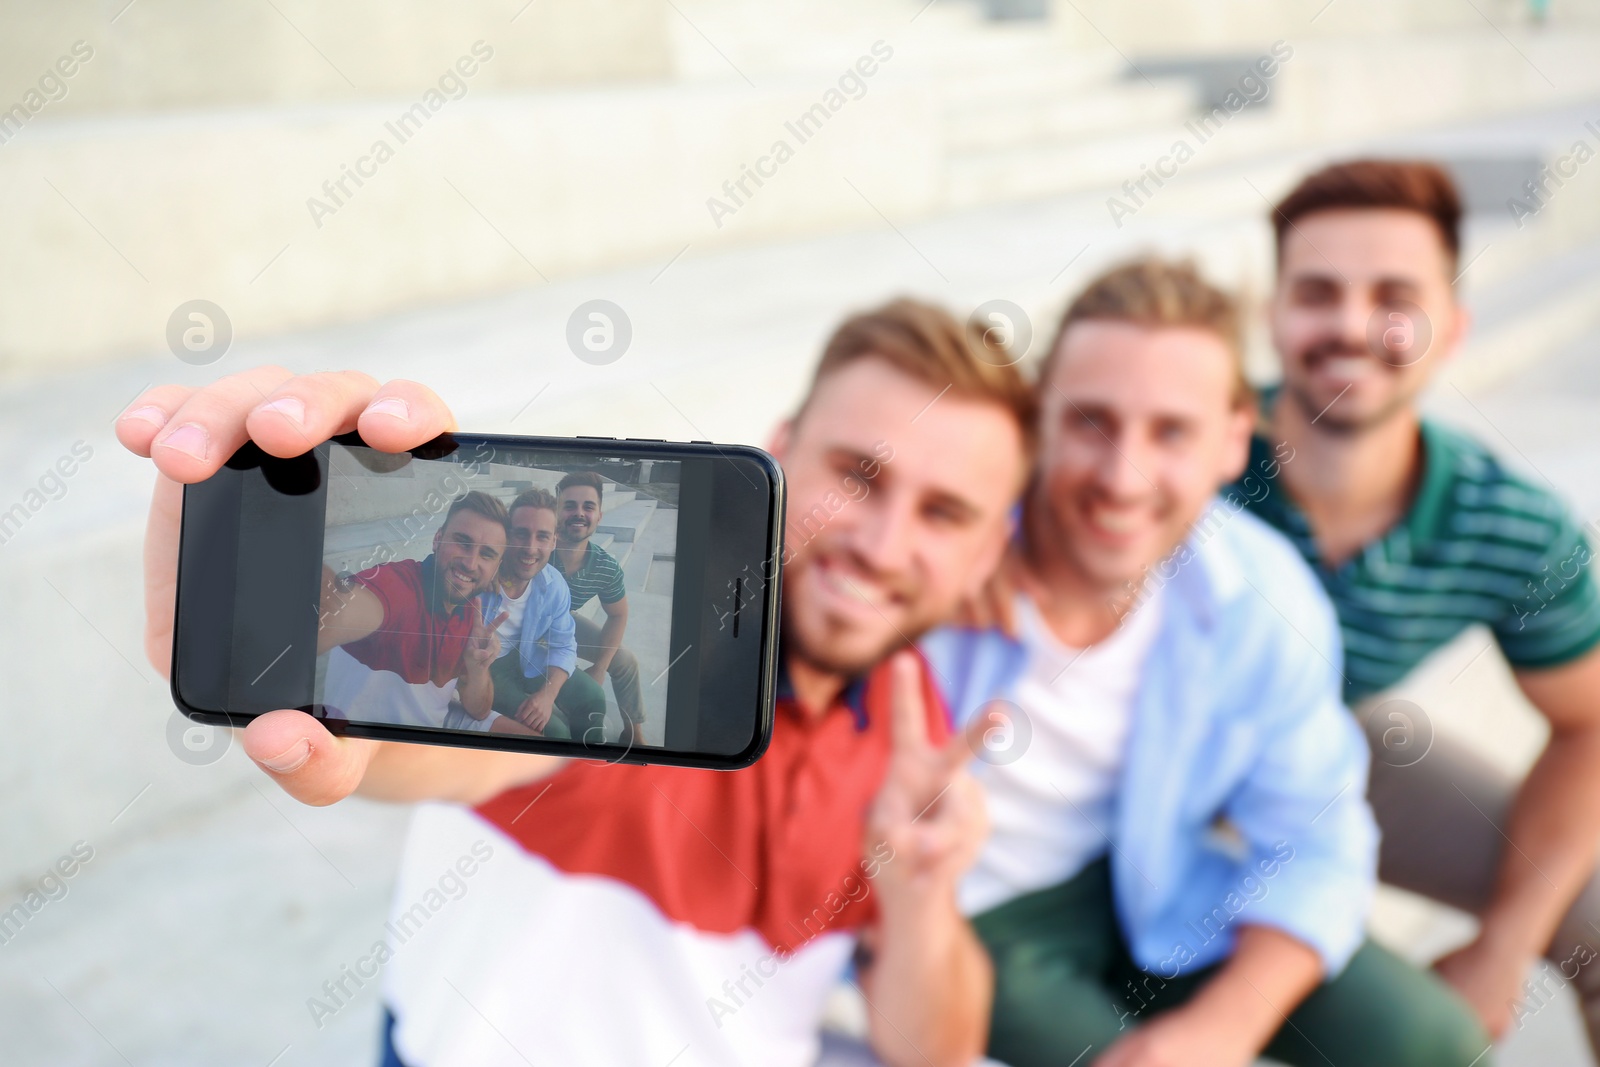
[259,738,311,774]
[156,422,209,461]
[257,396,306,425]
[122,405,168,429]
[365,397,409,420]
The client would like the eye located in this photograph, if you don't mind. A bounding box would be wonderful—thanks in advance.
[1155,421,1191,445]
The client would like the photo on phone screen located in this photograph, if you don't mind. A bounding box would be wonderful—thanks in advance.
[173,433,783,768]
[319,439,692,747]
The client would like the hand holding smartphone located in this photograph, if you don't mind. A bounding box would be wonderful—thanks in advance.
[117,370,783,808]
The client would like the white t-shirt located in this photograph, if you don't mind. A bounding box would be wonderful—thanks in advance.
[959,589,1165,916]
[491,578,532,659]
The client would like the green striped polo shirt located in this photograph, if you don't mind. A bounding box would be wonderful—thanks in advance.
[1230,420,1600,704]
[551,540,627,611]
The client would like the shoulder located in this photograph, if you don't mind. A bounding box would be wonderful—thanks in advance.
[918,625,1026,727]
[1428,420,1575,539]
[353,556,421,592]
[1196,504,1337,645]
[537,564,572,601]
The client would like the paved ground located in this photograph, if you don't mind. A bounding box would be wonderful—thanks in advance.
[2,94,1599,1064]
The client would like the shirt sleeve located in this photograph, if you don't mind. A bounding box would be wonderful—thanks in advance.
[599,551,628,605]
[542,572,578,676]
[1493,517,1600,670]
[350,561,406,628]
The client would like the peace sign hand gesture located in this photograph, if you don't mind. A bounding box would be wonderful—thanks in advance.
[463,605,508,674]
[863,652,990,903]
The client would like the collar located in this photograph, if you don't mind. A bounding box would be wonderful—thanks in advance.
[1405,419,1453,549]
[773,639,870,732]
[555,540,593,577]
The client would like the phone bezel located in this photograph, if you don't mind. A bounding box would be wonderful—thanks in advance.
[170,432,784,770]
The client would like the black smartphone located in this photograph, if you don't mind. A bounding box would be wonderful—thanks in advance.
[171,432,784,769]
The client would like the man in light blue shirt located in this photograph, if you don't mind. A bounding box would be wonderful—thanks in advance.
[923,259,1488,1066]
[458,487,606,741]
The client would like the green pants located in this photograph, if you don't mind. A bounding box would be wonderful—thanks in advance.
[489,653,606,741]
[972,858,1491,1067]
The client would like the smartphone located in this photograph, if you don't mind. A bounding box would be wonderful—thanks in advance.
[170,432,784,769]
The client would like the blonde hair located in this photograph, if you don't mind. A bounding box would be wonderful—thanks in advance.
[1044,258,1251,408]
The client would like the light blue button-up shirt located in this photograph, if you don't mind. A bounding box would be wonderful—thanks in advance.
[922,502,1377,976]
[477,565,578,682]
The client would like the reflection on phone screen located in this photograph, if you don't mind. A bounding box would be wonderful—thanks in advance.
[315,441,678,749]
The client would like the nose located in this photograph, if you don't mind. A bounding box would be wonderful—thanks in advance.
[1338,291,1372,351]
[848,492,915,577]
[1091,429,1152,501]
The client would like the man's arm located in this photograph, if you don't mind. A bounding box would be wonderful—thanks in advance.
[317,565,385,654]
[860,829,993,1067]
[119,368,564,809]
[860,655,993,1067]
[586,595,629,681]
[1435,645,1600,1036]
[1097,927,1320,1067]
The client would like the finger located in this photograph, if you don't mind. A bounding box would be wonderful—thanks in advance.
[355,380,457,453]
[143,366,297,483]
[116,384,196,457]
[887,650,929,756]
[143,474,183,674]
[943,702,1003,775]
[241,709,378,807]
[489,611,509,632]
[243,370,380,459]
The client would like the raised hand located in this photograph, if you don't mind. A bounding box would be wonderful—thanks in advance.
[463,607,509,674]
[116,369,458,806]
[863,652,990,898]
[952,542,1026,637]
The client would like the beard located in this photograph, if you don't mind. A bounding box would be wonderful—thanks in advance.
[779,552,925,679]
[1287,378,1412,437]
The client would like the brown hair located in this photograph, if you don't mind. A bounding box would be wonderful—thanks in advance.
[798,297,1038,452]
[1272,158,1462,271]
[442,489,509,535]
[509,487,560,520]
[555,470,605,503]
[1044,258,1251,408]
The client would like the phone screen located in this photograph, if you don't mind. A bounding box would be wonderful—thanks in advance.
[318,440,685,749]
[175,432,782,768]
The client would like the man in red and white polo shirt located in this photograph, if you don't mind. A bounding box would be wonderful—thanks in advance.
[119,298,1033,1067]
[319,489,525,735]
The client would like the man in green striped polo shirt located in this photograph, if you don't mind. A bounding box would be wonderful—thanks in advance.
[549,469,645,744]
[1232,158,1600,1052]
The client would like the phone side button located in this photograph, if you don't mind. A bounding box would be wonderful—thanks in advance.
[626,437,665,442]
[576,435,617,440]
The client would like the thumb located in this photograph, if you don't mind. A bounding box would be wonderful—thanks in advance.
[242,709,377,807]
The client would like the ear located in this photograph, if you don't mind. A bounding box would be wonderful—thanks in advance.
[963,509,1015,601]
[1432,300,1472,372]
[1218,402,1254,484]
[766,418,794,464]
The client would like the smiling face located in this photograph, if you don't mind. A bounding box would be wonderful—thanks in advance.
[770,358,1026,677]
[1271,208,1467,434]
[1034,320,1252,594]
[505,504,558,583]
[432,509,508,607]
[558,486,601,546]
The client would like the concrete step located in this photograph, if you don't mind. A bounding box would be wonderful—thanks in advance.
[944,79,1197,153]
[596,498,658,543]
